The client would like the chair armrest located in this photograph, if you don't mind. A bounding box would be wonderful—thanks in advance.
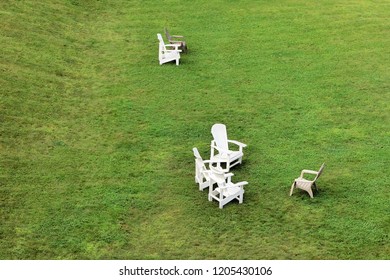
[232,181,248,188]
[164,49,182,53]
[171,35,184,38]
[301,169,318,176]
[227,140,247,148]
[302,169,318,174]
[169,40,185,44]
[164,44,181,50]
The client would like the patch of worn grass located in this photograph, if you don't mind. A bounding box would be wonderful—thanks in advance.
[1,0,389,259]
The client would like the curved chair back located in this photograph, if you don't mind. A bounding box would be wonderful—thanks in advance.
[193,147,206,174]
[157,33,166,50]
[193,147,201,159]
[315,163,325,181]
[157,33,164,43]
[209,165,226,184]
[211,124,228,151]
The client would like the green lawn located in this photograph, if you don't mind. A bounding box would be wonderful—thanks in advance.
[1,0,389,259]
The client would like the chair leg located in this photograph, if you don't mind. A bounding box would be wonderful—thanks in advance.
[306,188,314,198]
[176,59,179,66]
[199,181,209,191]
[239,194,243,204]
[289,182,296,196]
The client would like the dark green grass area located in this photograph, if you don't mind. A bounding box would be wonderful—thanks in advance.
[1,0,389,259]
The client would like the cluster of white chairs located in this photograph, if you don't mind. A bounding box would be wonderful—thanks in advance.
[193,124,248,209]
[157,28,187,66]
[193,124,325,208]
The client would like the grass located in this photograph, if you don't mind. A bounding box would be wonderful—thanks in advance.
[0,0,389,259]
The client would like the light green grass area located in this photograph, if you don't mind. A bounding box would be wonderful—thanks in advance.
[1,0,389,259]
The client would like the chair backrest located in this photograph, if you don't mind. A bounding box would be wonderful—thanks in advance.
[193,148,207,174]
[314,163,325,181]
[157,33,166,51]
[164,27,172,41]
[209,165,226,185]
[211,124,229,151]
[157,33,164,43]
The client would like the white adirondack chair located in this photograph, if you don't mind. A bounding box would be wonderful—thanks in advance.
[157,33,181,66]
[193,147,213,191]
[207,166,248,209]
[290,163,325,198]
[210,123,247,172]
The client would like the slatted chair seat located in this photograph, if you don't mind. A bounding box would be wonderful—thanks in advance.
[210,150,243,165]
[294,178,312,188]
[214,185,241,197]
